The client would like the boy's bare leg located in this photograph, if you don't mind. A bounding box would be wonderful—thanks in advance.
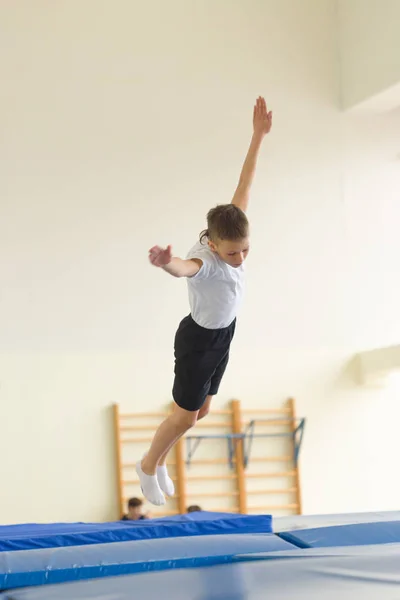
[155,396,213,498]
[158,396,213,466]
[136,405,199,505]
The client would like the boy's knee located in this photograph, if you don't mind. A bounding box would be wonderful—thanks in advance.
[197,405,210,420]
[172,410,198,430]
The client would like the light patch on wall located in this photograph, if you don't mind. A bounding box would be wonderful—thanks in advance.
[355,345,400,387]
[385,370,400,392]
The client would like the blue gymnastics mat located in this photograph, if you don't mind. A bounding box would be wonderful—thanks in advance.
[0,532,295,590]
[236,541,400,561]
[274,510,400,532]
[0,513,272,552]
[2,544,400,599]
[279,519,400,548]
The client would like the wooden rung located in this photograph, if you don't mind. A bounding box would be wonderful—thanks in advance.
[191,458,289,466]
[210,410,233,415]
[121,437,153,443]
[246,471,295,479]
[123,478,177,485]
[242,419,292,427]
[241,408,291,415]
[194,421,230,428]
[250,456,292,463]
[189,458,232,465]
[248,504,299,510]
[123,458,236,467]
[122,462,176,468]
[186,474,237,481]
[247,488,297,495]
[186,491,239,498]
[120,412,167,419]
[121,426,158,431]
[186,457,292,465]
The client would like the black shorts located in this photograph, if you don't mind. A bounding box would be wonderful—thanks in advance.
[172,315,236,412]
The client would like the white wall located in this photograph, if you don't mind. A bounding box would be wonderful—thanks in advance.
[1,0,400,523]
[338,0,400,109]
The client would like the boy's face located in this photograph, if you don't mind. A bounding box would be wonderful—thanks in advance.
[209,237,250,268]
[128,506,142,519]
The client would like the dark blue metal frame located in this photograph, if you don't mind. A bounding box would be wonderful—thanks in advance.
[185,417,305,469]
[293,418,306,464]
[243,418,306,467]
[186,433,245,468]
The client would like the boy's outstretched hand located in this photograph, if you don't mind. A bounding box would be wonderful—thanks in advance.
[148,246,201,277]
[253,96,272,137]
[149,245,172,267]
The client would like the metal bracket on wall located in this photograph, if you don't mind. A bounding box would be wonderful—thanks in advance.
[186,433,245,469]
[243,418,306,468]
[186,418,306,470]
[293,418,306,464]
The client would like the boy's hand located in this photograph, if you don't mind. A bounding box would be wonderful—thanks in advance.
[253,96,272,137]
[148,248,201,277]
[149,245,173,267]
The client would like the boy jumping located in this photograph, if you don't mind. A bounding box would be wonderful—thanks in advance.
[136,97,272,505]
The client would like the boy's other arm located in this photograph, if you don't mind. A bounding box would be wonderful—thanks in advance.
[149,245,202,278]
[231,96,272,213]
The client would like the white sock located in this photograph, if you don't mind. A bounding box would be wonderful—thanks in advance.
[135,461,165,506]
[157,465,175,496]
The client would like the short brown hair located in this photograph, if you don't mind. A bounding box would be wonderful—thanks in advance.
[128,497,143,508]
[187,504,202,512]
[200,204,249,244]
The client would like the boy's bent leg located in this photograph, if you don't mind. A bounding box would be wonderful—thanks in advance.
[156,397,213,496]
[143,405,198,473]
[156,404,199,497]
[138,405,198,504]
[158,397,213,466]
[158,395,213,466]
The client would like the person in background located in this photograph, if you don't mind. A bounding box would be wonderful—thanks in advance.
[187,505,202,513]
[121,497,149,520]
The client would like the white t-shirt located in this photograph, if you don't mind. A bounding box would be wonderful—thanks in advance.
[186,241,245,329]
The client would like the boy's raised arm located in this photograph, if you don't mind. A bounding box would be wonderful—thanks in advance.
[231,96,272,213]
